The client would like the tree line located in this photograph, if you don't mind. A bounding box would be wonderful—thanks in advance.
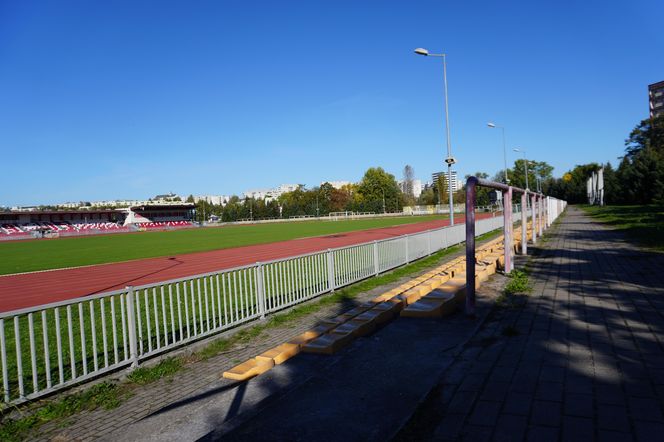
[544,116,664,205]
[188,167,405,222]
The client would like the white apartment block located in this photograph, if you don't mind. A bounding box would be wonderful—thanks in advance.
[243,184,301,201]
[431,171,462,192]
[271,184,299,197]
[321,180,352,190]
[243,189,271,200]
[193,195,231,206]
[398,179,423,198]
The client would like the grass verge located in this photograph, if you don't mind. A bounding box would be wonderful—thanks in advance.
[0,229,501,440]
[580,204,664,251]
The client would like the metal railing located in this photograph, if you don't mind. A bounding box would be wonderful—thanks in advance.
[464,176,567,316]
[0,215,508,406]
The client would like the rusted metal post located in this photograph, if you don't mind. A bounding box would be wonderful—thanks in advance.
[503,187,513,274]
[531,193,537,244]
[465,177,477,317]
[521,192,527,255]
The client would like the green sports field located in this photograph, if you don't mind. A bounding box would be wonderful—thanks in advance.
[0,215,446,275]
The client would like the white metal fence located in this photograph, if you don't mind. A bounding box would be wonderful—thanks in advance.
[0,215,510,406]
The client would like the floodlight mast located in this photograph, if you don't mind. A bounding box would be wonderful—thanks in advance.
[414,47,455,225]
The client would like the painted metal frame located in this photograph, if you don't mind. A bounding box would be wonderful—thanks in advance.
[465,176,566,317]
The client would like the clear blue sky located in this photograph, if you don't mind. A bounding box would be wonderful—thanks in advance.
[1,0,662,206]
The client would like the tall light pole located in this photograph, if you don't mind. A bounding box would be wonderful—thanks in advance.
[487,122,509,184]
[415,47,456,225]
[513,148,529,190]
[381,188,386,214]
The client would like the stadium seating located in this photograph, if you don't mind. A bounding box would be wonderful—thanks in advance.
[70,222,124,230]
[0,224,31,237]
[0,221,130,236]
[135,221,194,229]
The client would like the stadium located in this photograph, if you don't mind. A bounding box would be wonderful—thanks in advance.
[0,203,195,240]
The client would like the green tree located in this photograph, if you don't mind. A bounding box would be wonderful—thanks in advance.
[508,160,554,191]
[616,116,664,204]
[356,167,401,213]
[417,186,436,205]
[435,174,448,205]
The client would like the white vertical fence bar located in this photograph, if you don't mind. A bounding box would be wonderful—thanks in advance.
[0,214,529,406]
[0,319,8,402]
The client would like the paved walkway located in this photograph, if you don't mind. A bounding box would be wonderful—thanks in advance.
[398,206,664,441]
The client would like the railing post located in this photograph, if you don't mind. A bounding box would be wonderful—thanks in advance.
[427,230,432,256]
[521,192,527,255]
[327,249,336,292]
[538,195,544,237]
[531,194,537,244]
[503,187,513,274]
[373,241,379,276]
[465,177,477,317]
[256,262,266,319]
[125,286,139,368]
[405,234,410,264]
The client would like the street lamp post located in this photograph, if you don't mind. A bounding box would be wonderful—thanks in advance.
[487,122,510,184]
[381,188,386,214]
[415,47,456,226]
[513,148,529,190]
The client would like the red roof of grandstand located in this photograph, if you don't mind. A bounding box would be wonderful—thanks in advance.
[130,204,194,211]
[0,209,121,217]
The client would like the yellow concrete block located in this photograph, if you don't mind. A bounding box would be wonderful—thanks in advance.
[384,297,405,311]
[476,267,490,283]
[425,290,455,302]
[436,277,467,304]
[430,274,451,287]
[400,299,445,317]
[302,332,354,355]
[355,307,393,325]
[332,318,376,337]
[481,254,501,266]
[287,325,330,346]
[373,301,401,314]
[372,288,402,303]
[402,288,426,305]
[223,358,274,381]
[255,343,300,365]
[400,296,458,318]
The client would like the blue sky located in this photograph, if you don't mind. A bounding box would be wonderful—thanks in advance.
[1,0,662,206]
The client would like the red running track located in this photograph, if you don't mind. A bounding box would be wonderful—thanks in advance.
[0,215,492,312]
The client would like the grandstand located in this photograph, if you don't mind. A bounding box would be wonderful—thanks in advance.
[0,203,196,240]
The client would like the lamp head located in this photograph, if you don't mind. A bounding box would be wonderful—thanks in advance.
[487,122,496,128]
[513,148,521,153]
[414,48,429,56]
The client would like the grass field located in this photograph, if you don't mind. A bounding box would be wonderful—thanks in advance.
[0,215,446,275]
[581,204,664,251]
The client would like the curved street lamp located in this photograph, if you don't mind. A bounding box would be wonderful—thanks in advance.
[487,122,510,184]
[414,47,456,225]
